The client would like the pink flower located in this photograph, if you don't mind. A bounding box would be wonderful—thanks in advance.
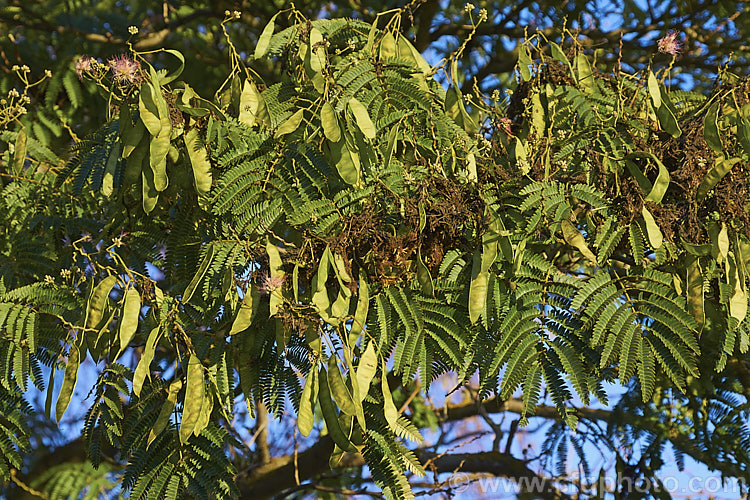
[75,55,93,79]
[108,54,141,84]
[258,273,285,294]
[498,117,513,135]
[657,31,681,56]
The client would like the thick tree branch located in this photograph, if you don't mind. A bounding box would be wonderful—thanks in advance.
[234,397,604,498]
[0,6,220,51]
[439,396,610,423]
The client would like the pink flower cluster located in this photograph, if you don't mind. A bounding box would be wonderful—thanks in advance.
[108,54,141,84]
[498,117,513,135]
[75,55,93,79]
[657,31,681,56]
[258,273,285,295]
[75,53,141,84]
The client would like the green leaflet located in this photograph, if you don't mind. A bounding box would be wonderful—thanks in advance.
[180,354,206,444]
[444,87,461,121]
[638,338,656,402]
[148,379,182,447]
[355,342,377,402]
[195,387,214,436]
[141,167,159,214]
[115,287,141,360]
[329,135,360,186]
[327,356,356,416]
[739,116,750,157]
[496,218,514,263]
[641,206,663,249]
[625,152,670,204]
[311,246,333,320]
[11,129,27,175]
[348,97,376,140]
[229,284,260,335]
[416,247,434,297]
[397,35,432,76]
[730,258,747,325]
[321,101,341,142]
[340,344,367,431]
[530,92,545,138]
[55,342,81,422]
[330,252,352,321]
[308,28,324,72]
[183,243,214,304]
[576,53,595,94]
[513,237,527,275]
[276,108,305,137]
[101,141,121,197]
[382,122,399,172]
[184,128,212,197]
[466,152,477,182]
[45,362,55,419]
[703,101,723,153]
[482,216,500,272]
[307,27,326,92]
[561,220,598,265]
[120,107,144,159]
[238,80,261,126]
[656,87,682,138]
[85,275,118,329]
[647,70,661,108]
[628,223,645,263]
[468,247,488,324]
[381,361,399,428]
[228,75,241,114]
[643,156,670,204]
[332,252,351,284]
[266,238,285,317]
[470,219,500,325]
[254,12,278,60]
[293,262,300,303]
[298,365,317,436]
[379,31,397,59]
[549,42,575,83]
[124,133,148,185]
[133,327,160,397]
[624,159,651,194]
[158,49,185,86]
[147,82,171,192]
[350,270,369,345]
[448,59,477,134]
[716,223,729,262]
[318,366,357,452]
[514,139,529,174]
[138,82,162,136]
[685,257,705,330]
[696,157,741,203]
[737,233,749,283]
[517,44,532,80]
[90,304,116,363]
[681,238,711,256]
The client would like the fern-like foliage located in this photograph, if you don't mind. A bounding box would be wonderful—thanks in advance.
[1,9,750,500]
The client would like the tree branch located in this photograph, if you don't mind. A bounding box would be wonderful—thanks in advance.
[0,6,220,51]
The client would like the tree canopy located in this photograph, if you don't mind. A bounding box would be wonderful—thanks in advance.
[1,1,750,499]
